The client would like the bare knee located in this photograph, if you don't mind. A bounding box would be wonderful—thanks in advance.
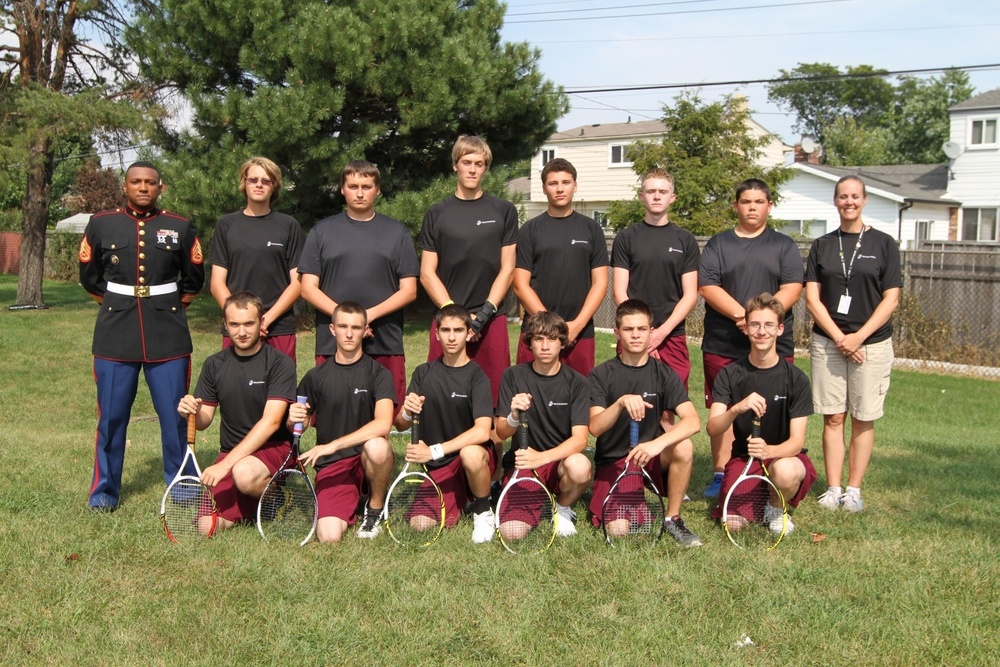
[562,453,592,486]
[825,412,846,428]
[362,437,393,468]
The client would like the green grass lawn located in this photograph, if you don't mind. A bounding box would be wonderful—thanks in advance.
[1,276,998,666]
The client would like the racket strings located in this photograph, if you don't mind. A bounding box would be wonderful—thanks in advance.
[723,475,783,549]
[385,473,444,546]
[163,478,216,541]
[603,471,665,542]
[258,470,317,543]
[496,477,555,553]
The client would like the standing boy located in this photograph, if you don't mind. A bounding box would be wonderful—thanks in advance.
[513,158,608,375]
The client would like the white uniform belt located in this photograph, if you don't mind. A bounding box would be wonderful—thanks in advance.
[105,281,178,297]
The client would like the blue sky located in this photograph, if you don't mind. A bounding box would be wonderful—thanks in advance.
[500,0,1000,144]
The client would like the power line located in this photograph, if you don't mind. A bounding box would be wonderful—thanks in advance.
[508,0,729,18]
[562,63,1000,95]
[528,22,1000,45]
[506,0,848,24]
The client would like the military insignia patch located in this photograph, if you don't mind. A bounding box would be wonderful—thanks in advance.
[79,237,92,262]
[191,238,204,264]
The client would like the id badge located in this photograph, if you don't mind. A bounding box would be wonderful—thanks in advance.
[837,294,852,315]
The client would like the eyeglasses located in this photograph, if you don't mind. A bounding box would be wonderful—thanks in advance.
[245,177,273,187]
[747,322,779,333]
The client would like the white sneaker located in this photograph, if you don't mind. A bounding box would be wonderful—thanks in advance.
[472,509,496,543]
[817,487,843,510]
[763,503,793,535]
[841,490,864,513]
[555,504,577,537]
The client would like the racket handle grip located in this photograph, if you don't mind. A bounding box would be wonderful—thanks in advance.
[751,417,761,439]
[186,413,197,445]
[294,395,308,435]
[629,419,640,448]
[411,414,420,445]
[519,411,529,450]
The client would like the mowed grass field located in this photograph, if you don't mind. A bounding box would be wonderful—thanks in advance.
[1,275,997,666]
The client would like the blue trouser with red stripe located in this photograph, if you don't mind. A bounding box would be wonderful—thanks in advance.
[90,357,192,509]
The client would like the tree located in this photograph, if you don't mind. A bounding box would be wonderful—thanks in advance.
[127,0,568,234]
[768,63,975,166]
[767,63,896,146]
[893,69,974,163]
[822,117,895,167]
[62,161,125,214]
[1,1,144,307]
[606,92,791,236]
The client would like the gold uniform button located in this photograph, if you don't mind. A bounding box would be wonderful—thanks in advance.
[171,307,177,312]
[110,244,117,249]
[139,265,145,272]
[138,277,146,284]
[138,221,145,227]
[139,241,145,247]
[139,230,145,236]
[165,245,172,250]
[139,253,145,259]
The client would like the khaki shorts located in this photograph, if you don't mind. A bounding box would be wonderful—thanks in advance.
[810,334,893,421]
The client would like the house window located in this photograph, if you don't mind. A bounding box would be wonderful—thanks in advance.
[593,210,607,228]
[541,148,556,166]
[962,208,998,242]
[609,143,631,167]
[916,220,932,242]
[779,219,825,238]
[970,119,997,146]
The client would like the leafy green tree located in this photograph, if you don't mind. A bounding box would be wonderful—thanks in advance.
[893,69,974,163]
[768,63,975,166]
[1,1,144,307]
[822,117,895,167]
[767,63,896,146]
[127,0,567,234]
[606,92,791,236]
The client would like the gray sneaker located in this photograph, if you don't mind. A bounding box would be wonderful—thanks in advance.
[841,490,864,513]
[817,488,843,510]
[663,516,703,548]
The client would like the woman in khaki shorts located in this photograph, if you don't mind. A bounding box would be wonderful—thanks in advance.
[804,176,902,513]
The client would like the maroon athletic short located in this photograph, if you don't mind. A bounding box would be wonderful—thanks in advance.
[710,453,817,521]
[314,454,365,523]
[211,440,291,523]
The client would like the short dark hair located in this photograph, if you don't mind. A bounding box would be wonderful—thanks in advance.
[333,300,367,326]
[541,158,577,183]
[522,311,569,348]
[341,160,381,189]
[125,161,161,183]
[614,299,653,328]
[744,292,785,324]
[223,291,264,319]
[735,178,772,202]
[435,303,472,329]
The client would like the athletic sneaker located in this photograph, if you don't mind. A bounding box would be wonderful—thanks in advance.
[763,503,794,535]
[555,504,577,537]
[356,504,382,539]
[817,488,843,511]
[703,473,724,499]
[471,509,496,543]
[841,490,864,513]
[663,516,703,548]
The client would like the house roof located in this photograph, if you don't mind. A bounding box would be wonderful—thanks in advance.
[547,120,668,142]
[54,213,92,233]
[792,163,960,205]
[950,88,1000,112]
[508,176,530,197]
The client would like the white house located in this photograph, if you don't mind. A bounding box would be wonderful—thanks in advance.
[943,89,1000,243]
[771,88,1000,247]
[769,163,957,248]
[521,113,791,224]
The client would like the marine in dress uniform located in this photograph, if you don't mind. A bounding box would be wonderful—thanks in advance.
[79,162,205,511]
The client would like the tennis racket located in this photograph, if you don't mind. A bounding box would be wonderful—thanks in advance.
[601,419,666,545]
[257,395,319,546]
[721,416,788,550]
[384,415,445,547]
[160,413,218,542]
[495,412,557,554]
